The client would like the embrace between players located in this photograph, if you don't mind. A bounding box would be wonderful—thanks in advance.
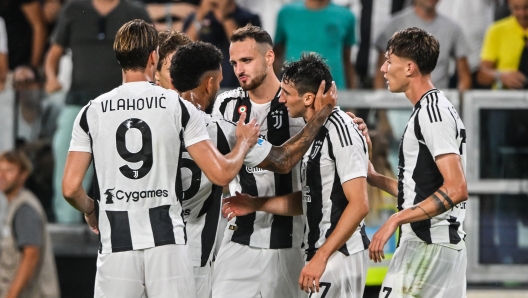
[62,19,468,298]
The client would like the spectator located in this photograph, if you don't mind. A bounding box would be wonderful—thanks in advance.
[373,0,472,91]
[477,0,528,89]
[0,150,59,298]
[144,0,198,32]
[236,0,293,39]
[44,0,150,223]
[274,0,357,89]
[0,0,47,70]
[437,0,494,88]
[183,0,261,88]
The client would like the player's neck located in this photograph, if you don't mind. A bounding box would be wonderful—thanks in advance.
[248,73,281,104]
[303,106,316,122]
[122,69,156,84]
[414,5,436,21]
[305,0,330,10]
[4,185,23,202]
[405,76,436,106]
[181,90,206,112]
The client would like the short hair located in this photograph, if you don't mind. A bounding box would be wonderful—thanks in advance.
[157,30,192,71]
[386,27,440,75]
[170,41,223,92]
[114,19,158,72]
[281,53,333,96]
[0,150,32,175]
[230,24,273,47]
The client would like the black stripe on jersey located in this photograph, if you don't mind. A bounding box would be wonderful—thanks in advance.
[149,205,177,246]
[231,96,252,123]
[397,108,420,212]
[429,96,438,122]
[305,128,328,259]
[334,112,354,146]
[447,216,462,244]
[352,123,367,154]
[425,97,434,123]
[433,92,442,121]
[327,117,348,147]
[79,103,91,133]
[268,96,294,248]
[325,134,351,257]
[106,210,133,252]
[359,224,370,249]
[218,97,237,117]
[179,98,190,129]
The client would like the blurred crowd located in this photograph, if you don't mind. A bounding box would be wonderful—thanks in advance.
[0,0,525,226]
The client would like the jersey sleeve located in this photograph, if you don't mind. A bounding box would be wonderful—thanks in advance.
[418,103,460,158]
[219,119,272,167]
[452,23,470,59]
[51,2,73,47]
[480,25,498,63]
[344,11,356,47]
[69,103,92,152]
[180,99,210,148]
[330,121,368,183]
[13,204,43,250]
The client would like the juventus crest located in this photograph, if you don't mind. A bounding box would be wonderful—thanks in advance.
[310,140,324,159]
[271,110,283,129]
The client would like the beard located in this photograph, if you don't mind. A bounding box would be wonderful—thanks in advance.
[240,68,267,91]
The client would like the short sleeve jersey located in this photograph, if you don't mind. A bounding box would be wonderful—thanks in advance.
[181,112,271,267]
[301,108,370,260]
[397,89,467,248]
[69,81,209,254]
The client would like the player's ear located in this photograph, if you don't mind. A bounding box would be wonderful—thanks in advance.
[303,92,316,108]
[204,76,214,95]
[406,61,417,77]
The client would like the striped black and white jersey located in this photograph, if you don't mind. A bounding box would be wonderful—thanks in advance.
[180,112,272,267]
[69,81,210,254]
[301,108,370,260]
[213,88,305,249]
[397,89,467,247]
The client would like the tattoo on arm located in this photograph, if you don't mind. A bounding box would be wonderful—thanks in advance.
[437,188,455,209]
[411,205,432,219]
[431,193,448,214]
[258,105,333,173]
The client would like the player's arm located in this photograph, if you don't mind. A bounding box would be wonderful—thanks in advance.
[5,246,40,298]
[455,57,472,91]
[366,161,398,197]
[222,191,303,220]
[62,151,99,234]
[187,112,260,186]
[299,177,368,293]
[257,81,337,174]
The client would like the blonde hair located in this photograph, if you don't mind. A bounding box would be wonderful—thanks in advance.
[114,19,158,71]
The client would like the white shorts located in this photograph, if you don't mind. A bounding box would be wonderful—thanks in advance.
[304,250,368,298]
[194,262,213,298]
[212,241,304,298]
[94,244,196,298]
[379,241,467,298]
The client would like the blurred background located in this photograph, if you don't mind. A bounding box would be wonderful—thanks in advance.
[0,0,527,297]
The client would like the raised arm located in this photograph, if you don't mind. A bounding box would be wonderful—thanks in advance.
[369,153,467,262]
[187,112,260,186]
[258,81,337,174]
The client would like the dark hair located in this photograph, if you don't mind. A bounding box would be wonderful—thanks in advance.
[230,24,273,47]
[114,19,158,71]
[386,27,440,75]
[157,30,192,71]
[281,53,333,96]
[169,41,223,92]
[0,150,32,174]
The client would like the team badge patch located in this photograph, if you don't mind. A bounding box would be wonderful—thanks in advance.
[257,138,265,146]
[238,105,247,114]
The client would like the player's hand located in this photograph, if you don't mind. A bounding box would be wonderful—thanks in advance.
[369,215,398,263]
[84,211,99,235]
[313,80,337,112]
[499,71,527,89]
[299,252,328,293]
[222,191,259,220]
[346,112,372,156]
[45,76,62,94]
[235,112,260,147]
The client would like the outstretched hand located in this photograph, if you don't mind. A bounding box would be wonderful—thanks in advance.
[222,191,259,221]
[313,80,337,112]
[235,112,260,147]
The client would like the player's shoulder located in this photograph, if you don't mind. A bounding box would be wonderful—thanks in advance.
[417,89,457,124]
[325,108,353,131]
[216,87,245,102]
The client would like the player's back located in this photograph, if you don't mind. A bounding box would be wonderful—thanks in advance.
[74,81,209,253]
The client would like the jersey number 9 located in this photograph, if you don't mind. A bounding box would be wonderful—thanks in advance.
[116,118,153,179]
